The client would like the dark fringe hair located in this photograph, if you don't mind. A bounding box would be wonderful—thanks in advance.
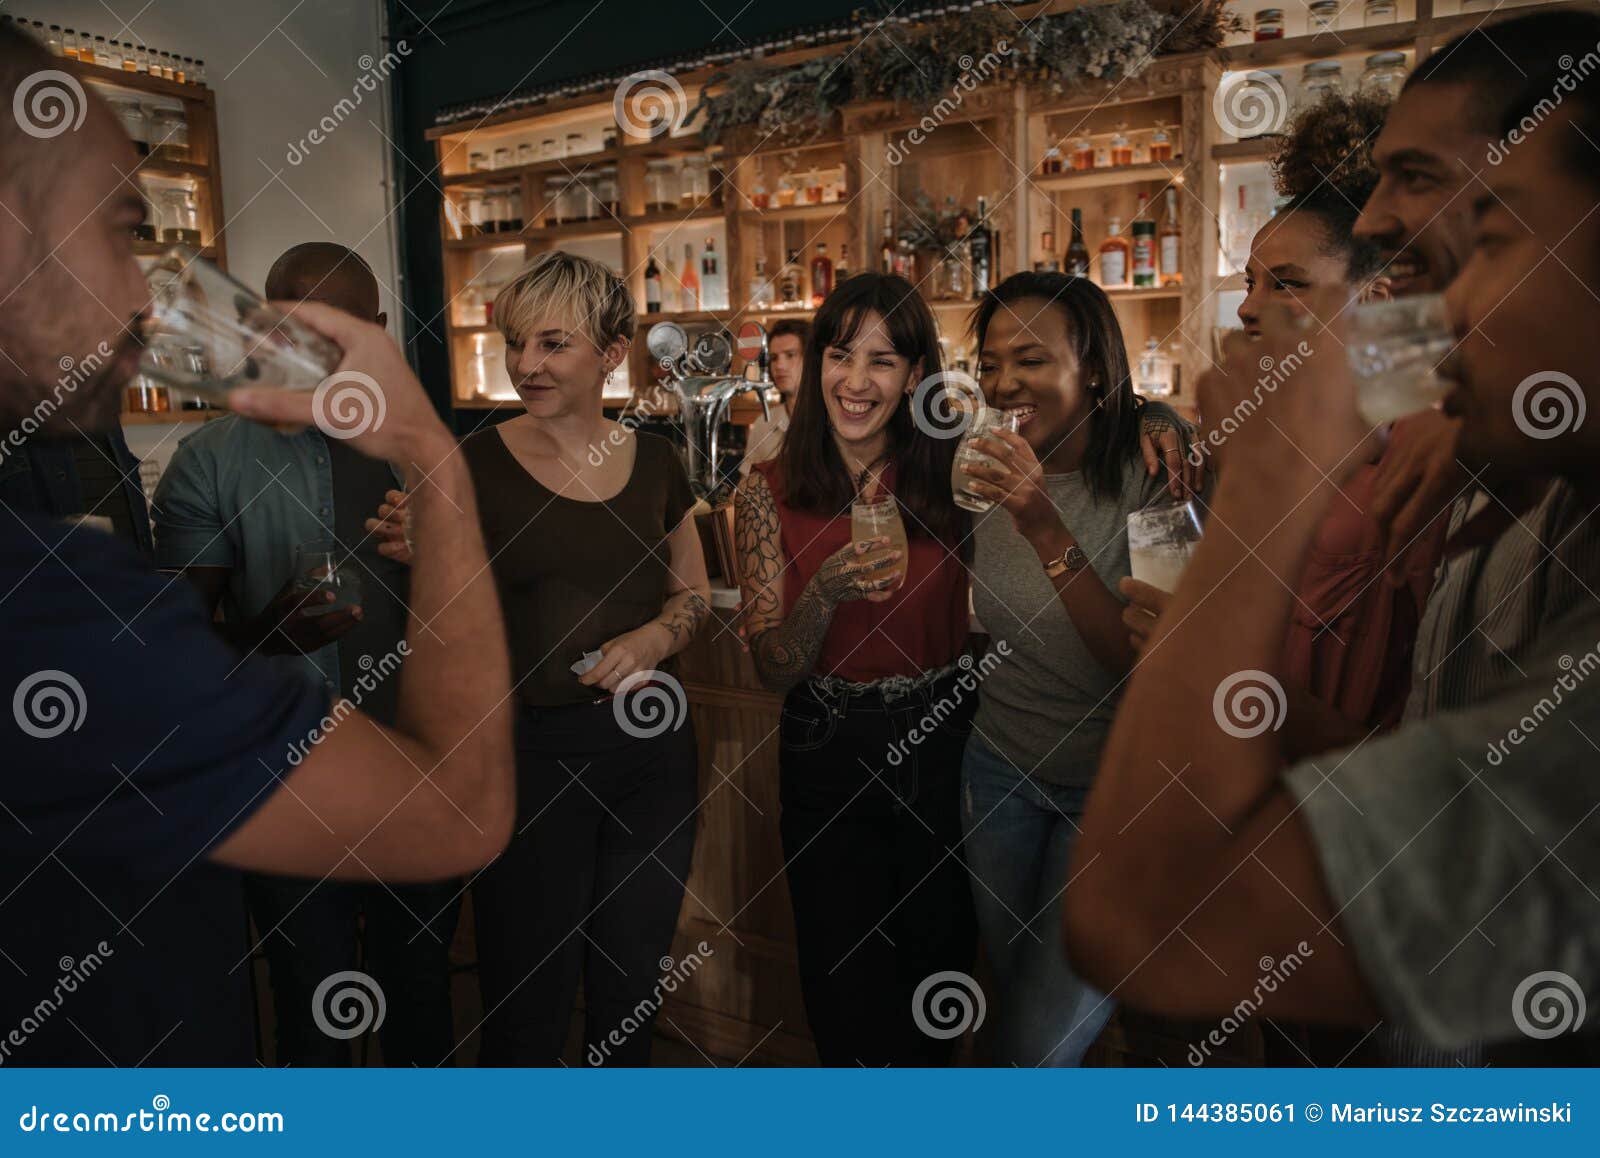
[774,273,964,547]
[968,272,1140,500]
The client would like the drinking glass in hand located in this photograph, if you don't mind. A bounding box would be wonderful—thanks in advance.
[1346,294,1455,426]
[1127,502,1203,593]
[292,538,363,617]
[952,408,1024,513]
[849,494,909,596]
[139,247,342,403]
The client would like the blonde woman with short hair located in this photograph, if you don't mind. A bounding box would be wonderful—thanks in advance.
[462,250,710,1066]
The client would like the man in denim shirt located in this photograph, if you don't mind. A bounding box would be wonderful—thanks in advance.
[0,430,153,555]
[154,244,461,1066]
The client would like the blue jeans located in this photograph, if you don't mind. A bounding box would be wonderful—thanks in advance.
[960,733,1113,1065]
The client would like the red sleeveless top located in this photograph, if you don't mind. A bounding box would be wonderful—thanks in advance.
[751,460,970,682]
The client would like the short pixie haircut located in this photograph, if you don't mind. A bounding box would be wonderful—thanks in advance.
[492,249,634,351]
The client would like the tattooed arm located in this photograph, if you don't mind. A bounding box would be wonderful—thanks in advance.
[734,470,900,694]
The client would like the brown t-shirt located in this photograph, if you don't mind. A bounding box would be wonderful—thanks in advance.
[462,425,696,707]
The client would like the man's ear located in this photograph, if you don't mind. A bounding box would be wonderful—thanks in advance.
[375,311,388,330]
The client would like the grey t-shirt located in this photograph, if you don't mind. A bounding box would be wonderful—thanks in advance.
[1285,599,1600,1051]
[971,456,1172,786]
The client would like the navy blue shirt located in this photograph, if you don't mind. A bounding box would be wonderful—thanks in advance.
[0,505,328,1066]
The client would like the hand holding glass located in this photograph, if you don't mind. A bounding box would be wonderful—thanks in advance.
[1127,502,1203,593]
[291,538,363,617]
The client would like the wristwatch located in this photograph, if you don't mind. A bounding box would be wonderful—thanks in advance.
[1043,544,1090,579]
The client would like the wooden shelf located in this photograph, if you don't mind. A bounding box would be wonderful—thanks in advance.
[1031,161,1185,193]
[733,202,851,225]
[625,206,727,231]
[448,324,499,336]
[121,409,218,426]
[637,309,734,327]
[134,158,212,181]
[1217,22,1420,68]
[522,218,625,241]
[1212,139,1275,162]
[443,233,530,251]
[442,145,624,187]
[71,56,212,104]
[1104,286,1183,302]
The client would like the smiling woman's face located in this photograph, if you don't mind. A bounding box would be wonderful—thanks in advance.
[503,314,619,417]
[976,297,1092,457]
[817,309,918,449]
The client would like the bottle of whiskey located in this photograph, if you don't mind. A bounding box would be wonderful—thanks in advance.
[1065,208,1091,278]
[644,252,662,313]
[879,209,896,274]
[749,255,773,309]
[1159,187,1183,287]
[810,242,834,306]
[968,194,995,297]
[1099,218,1131,288]
[700,236,724,310]
[1131,193,1157,289]
[779,249,802,306]
[680,242,701,310]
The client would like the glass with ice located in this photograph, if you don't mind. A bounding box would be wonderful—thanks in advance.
[952,408,1023,513]
[1127,502,1203,594]
[850,493,908,596]
[1346,294,1456,426]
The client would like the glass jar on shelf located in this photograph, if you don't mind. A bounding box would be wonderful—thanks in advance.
[1253,8,1285,40]
[459,191,485,236]
[159,186,202,245]
[776,172,797,207]
[596,167,619,217]
[679,154,709,208]
[580,175,603,220]
[133,189,159,242]
[750,180,771,210]
[829,166,847,202]
[564,131,585,157]
[149,106,189,162]
[458,284,486,328]
[1071,135,1095,171]
[491,145,513,170]
[803,168,824,204]
[125,371,171,414]
[1309,0,1341,32]
[1149,119,1173,163]
[645,160,676,212]
[108,98,150,155]
[1360,51,1410,101]
[468,150,489,172]
[1136,338,1174,398]
[503,186,524,233]
[516,142,535,166]
[543,176,568,225]
[482,187,507,233]
[1364,0,1397,24]
[541,137,559,159]
[1041,146,1064,175]
[466,333,494,400]
[1299,60,1346,108]
[1112,124,1134,167]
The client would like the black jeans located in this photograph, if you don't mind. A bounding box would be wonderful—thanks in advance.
[246,874,463,1066]
[473,700,699,1066]
[779,670,978,1066]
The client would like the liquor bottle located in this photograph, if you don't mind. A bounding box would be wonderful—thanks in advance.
[810,242,834,307]
[680,243,701,311]
[1131,193,1157,288]
[750,256,774,309]
[700,236,724,310]
[968,195,995,297]
[880,209,896,274]
[836,243,850,283]
[644,253,662,313]
[779,249,802,306]
[1065,208,1091,278]
[893,236,914,280]
[1110,123,1133,167]
[1099,218,1131,288]
[1159,187,1183,287]
[1037,229,1060,273]
[660,248,679,313]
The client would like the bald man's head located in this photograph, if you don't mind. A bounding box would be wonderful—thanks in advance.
[265,242,383,325]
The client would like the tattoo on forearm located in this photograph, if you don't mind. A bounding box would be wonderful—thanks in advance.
[658,590,710,647]
[735,471,835,693]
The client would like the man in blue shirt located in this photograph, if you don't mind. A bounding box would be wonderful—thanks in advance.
[155,242,461,1066]
[0,25,513,1066]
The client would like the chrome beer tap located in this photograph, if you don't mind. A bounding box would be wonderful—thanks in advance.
[646,320,775,502]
